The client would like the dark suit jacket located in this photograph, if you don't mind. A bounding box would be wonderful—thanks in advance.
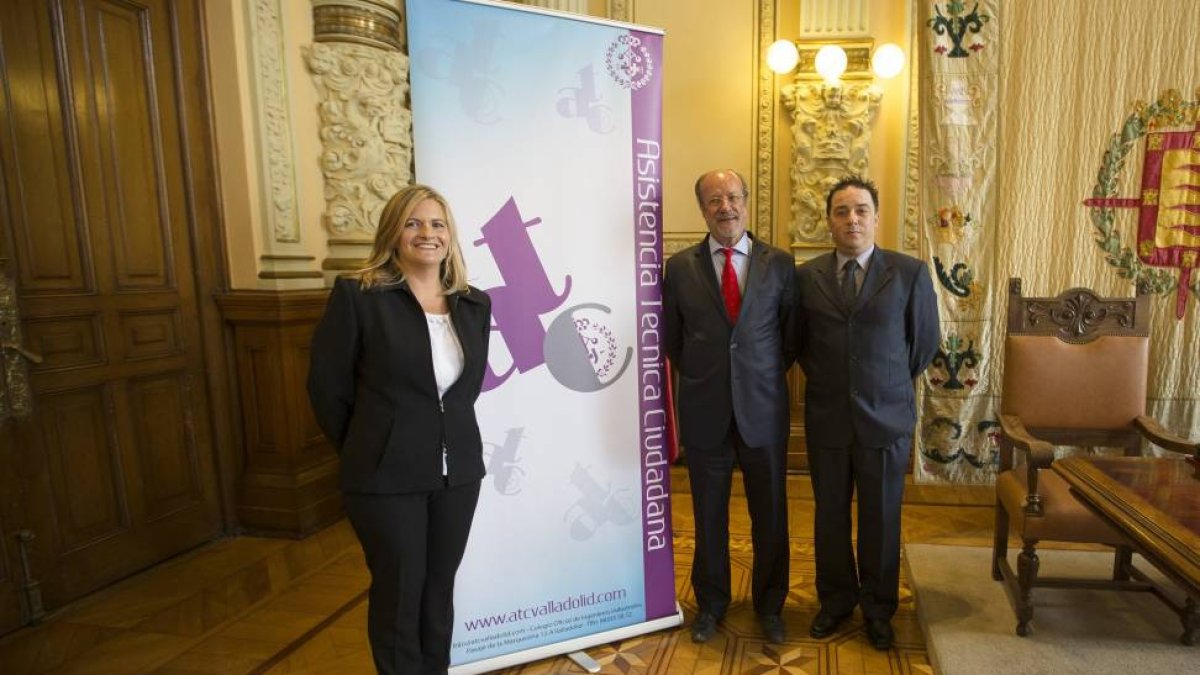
[796,248,940,448]
[664,235,797,449]
[307,276,492,494]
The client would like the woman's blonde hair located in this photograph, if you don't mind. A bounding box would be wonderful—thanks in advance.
[357,184,470,293]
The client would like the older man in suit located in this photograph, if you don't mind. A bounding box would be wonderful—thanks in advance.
[796,175,940,650]
[664,169,797,644]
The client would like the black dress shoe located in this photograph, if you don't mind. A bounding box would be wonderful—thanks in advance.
[811,610,849,634]
[808,610,850,638]
[759,614,785,643]
[865,618,894,650]
[690,612,718,643]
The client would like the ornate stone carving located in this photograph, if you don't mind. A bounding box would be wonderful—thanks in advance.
[303,42,413,238]
[901,33,921,251]
[780,80,881,246]
[250,0,300,243]
[753,0,776,242]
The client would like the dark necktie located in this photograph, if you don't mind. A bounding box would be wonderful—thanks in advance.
[841,259,860,308]
[721,247,741,322]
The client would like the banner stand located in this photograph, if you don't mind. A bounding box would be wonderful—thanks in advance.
[567,650,602,673]
[450,605,682,675]
[408,0,676,671]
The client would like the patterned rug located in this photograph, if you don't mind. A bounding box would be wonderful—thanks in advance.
[906,544,1195,675]
[490,529,934,674]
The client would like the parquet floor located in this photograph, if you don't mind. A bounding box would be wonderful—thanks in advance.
[0,471,995,674]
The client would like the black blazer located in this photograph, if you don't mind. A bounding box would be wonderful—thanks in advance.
[664,235,798,449]
[796,248,940,448]
[308,276,492,494]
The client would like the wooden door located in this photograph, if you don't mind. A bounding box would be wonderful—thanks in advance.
[0,0,222,634]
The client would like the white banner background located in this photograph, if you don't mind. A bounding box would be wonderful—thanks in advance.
[406,1,677,671]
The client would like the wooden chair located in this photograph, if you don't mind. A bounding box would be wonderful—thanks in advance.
[992,278,1198,643]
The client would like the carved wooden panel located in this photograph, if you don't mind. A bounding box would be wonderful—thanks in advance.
[23,315,105,371]
[90,1,172,290]
[0,423,21,635]
[246,345,281,456]
[39,387,128,553]
[1007,278,1149,344]
[128,373,201,519]
[0,0,222,622]
[119,310,182,361]
[217,290,342,535]
[0,1,91,294]
[294,342,327,452]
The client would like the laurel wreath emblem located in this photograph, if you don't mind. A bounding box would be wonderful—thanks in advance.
[1088,89,1200,297]
[573,316,618,378]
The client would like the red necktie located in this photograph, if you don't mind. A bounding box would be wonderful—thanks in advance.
[721,247,741,322]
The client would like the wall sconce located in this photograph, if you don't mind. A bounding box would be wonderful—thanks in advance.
[769,40,905,248]
[813,45,848,83]
[766,40,905,82]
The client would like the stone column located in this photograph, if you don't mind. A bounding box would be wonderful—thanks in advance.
[304,0,412,283]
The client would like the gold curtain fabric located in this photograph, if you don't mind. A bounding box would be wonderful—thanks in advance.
[915,0,1200,484]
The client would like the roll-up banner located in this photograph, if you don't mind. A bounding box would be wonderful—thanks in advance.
[405,1,678,672]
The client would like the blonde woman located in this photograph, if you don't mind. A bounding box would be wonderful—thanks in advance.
[308,184,492,674]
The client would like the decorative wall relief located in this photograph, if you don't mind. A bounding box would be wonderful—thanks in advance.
[303,42,413,238]
[249,0,301,244]
[901,14,922,252]
[780,81,881,246]
[754,0,778,243]
[306,1,410,281]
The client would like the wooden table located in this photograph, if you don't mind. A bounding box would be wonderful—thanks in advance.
[1053,455,1198,644]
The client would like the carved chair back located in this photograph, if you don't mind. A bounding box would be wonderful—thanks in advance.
[1000,278,1150,466]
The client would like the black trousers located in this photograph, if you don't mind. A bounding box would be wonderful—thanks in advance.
[807,435,909,621]
[686,424,789,618]
[343,480,482,675]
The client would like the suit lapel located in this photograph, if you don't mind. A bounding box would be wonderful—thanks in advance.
[694,236,728,321]
[812,253,846,317]
[856,249,894,310]
[736,239,768,320]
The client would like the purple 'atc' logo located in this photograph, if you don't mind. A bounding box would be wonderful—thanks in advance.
[605,34,653,91]
[475,198,632,393]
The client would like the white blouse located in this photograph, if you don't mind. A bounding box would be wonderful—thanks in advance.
[427,312,463,476]
[426,313,464,398]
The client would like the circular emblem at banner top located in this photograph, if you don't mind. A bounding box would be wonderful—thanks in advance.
[606,34,653,90]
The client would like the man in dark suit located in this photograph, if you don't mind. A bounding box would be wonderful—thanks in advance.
[664,169,797,644]
[796,175,940,650]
